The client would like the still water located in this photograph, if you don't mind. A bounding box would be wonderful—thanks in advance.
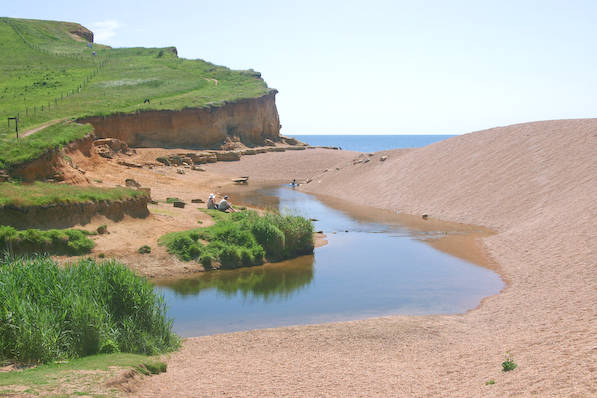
[154,186,503,337]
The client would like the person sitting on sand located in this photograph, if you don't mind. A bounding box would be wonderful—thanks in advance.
[207,194,217,210]
[218,195,236,212]
[290,178,298,187]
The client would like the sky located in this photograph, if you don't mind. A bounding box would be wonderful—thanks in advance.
[4,0,597,134]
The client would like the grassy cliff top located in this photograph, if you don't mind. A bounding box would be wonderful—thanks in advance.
[0,17,273,147]
[0,181,147,207]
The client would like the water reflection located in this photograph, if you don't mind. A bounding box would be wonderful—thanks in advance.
[155,185,503,337]
[155,255,314,301]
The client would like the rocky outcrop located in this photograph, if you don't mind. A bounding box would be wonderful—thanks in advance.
[80,92,281,149]
[67,23,94,42]
[0,196,149,230]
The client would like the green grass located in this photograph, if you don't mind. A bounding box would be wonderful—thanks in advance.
[0,353,167,397]
[160,210,314,269]
[0,181,146,207]
[0,226,94,255]
[0,17,272,164]
[0,255,179,364]
[0,120,92,169]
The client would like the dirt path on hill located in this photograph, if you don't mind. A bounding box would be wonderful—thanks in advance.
[20,118,67,138]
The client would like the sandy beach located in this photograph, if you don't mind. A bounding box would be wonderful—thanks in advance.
[126,119,597,397]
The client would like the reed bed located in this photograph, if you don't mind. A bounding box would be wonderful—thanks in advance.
[0,255,179,364]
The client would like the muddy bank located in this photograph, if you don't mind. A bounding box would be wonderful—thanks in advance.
[0,196,149,230]
[80,92,281,149]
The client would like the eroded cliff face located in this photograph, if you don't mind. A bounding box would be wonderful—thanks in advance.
[0,196,149,230]
[80,92,281,149]
[9,133,94,183]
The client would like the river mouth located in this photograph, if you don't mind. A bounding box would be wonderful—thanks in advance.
[153,185,503,337]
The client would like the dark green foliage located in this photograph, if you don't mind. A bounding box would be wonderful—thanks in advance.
[138,245,151,254]
[0,255,179,364]
[502,352,518,372]
[160,210,313,269]
[0,225,94,255]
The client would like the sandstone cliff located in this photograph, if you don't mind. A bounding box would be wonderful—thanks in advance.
[0,196,149,230]
[80,92,281,149]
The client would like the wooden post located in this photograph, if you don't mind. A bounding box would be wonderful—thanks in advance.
[8,117,18,139]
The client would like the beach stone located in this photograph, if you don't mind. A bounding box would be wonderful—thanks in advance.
[125,178,141,188]
[0,170,9,182]
[156,157,170,166]
[216,151,241,161]
[422,213,429,220]
[93,138,128,153]
[192,165,206,171]
[173,201,186,208]
[380,155,388,161]
[191,198,205,203]
[263,138,276,146]
[176,168,185,174]
[117,160,142,168]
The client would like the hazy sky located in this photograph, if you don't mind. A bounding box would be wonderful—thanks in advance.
[4,1,597,134]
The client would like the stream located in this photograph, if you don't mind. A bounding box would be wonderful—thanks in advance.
[154,186,503,337]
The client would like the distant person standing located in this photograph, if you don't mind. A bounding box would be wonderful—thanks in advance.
[218,195,236,212]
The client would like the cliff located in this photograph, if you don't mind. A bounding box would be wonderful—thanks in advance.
[0,196,149,230]
[80,92,281,149]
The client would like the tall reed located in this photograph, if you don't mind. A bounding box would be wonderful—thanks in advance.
[0,255,179,364]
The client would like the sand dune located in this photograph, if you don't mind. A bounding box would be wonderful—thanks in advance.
[135,119,597,397]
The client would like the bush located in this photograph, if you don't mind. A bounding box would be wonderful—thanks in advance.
[138,245,151,254]
[0,225,94,256]
[502,352,518,372]
[0,255,179,364]
[159,210,313,269]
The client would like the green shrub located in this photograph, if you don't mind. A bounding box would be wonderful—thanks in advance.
[0,255,179,364]
[138,245,151,254]
[0,225,94,255]
[502,352,518,372]
[159,210,313,269]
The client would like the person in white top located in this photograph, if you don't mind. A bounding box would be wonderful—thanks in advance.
[207,194,217,210]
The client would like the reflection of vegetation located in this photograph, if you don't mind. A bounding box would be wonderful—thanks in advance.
[156,255,315,301]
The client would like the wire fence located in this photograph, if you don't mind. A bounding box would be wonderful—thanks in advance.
[2,18,110,132]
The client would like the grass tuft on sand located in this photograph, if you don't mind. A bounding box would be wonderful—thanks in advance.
[160,210,314,269]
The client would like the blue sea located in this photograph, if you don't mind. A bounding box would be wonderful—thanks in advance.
[289,135,456,152]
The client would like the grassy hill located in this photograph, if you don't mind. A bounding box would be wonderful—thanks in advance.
[0,17,273,169]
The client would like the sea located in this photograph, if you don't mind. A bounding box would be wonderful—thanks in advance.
[289,134,456,152]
